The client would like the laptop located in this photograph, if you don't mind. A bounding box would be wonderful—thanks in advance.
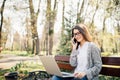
[39,56,74,77]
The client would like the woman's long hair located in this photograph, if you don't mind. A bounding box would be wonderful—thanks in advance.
[72,23,92,49]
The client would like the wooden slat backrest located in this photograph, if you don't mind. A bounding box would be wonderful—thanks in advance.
[55,55,120,77]
[100,67,120,77]
[55,55,74,70]
[57,62,74,70]
[102,57,120,65]
[100,57,120,77]
[55,55,70,62]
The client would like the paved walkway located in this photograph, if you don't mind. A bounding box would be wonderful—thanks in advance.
[0,54,41,69]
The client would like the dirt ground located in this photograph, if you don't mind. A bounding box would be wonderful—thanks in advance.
[0,54,41,69]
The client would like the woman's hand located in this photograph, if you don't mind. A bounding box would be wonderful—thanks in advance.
[71,38,77,50]
[74,72,86,78]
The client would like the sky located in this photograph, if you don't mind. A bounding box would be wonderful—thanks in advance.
[1,0,119,38]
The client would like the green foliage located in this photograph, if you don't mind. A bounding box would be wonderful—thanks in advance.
[57,6,84,55]
[99,75,120,80]
[0,69,10,80]
[58,39,72,55]
[113,0,120,5]
[57,5,83,55]
[1,50,34,57]
[9,61,44,78]
[0,76,4,80]
[57,18,73,55]
[25,46,32,54]
[0,69,10,76]
[76,17,84,24]
[101,52,112,57]
[0,61,45,79]
[10,62,23,72]
[12,61,44,71]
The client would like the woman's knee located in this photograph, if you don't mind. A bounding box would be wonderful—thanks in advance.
[73,76,87,80]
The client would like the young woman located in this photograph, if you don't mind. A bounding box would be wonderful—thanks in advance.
[52,23,102,80]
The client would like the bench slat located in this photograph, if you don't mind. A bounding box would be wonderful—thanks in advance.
[55,56,120,66]
[102,57,120,65]
[100,67,120,77]
[55,55,70,62]
[57,62,74,70]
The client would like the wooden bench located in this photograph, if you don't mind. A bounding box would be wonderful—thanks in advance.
[55,55,120,77]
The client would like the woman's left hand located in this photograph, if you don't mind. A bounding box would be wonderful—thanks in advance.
[74,72,86,78]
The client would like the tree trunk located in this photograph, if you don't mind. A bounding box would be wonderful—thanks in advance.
[77,0,84,23]
[44,0,51,55]
[61,0,65,36]
[90,0,99,27]
[49,0,57,55]
[0,0,6,48]
[43,0,57,55]
[29,0,40,55]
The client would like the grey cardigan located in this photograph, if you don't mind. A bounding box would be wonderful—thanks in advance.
[69,42,102,80]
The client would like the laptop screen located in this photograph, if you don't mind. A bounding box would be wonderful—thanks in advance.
[39,56,63,76]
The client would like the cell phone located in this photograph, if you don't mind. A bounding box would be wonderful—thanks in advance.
[72,38,77,44]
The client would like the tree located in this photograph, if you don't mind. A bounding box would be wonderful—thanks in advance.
[2,18,11,49]
[58,1,77,55]
[28,0,41,55]
[24,17,32,54]
[61,0,65,36]
[42,0,58,55]
[76,0,84,23]
[0,0,6,49]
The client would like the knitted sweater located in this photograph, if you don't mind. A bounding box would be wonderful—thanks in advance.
[69,42,102,80]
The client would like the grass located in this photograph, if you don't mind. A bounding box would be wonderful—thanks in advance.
[0,76,5,80]
[0,69,10,80]
[0,61,45,80]
[1,50,34,57]
[99,75,120,80]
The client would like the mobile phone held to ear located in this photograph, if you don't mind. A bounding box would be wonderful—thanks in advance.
[72,38,77,44]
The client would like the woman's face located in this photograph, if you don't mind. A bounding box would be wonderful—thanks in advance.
[73,29,84,42]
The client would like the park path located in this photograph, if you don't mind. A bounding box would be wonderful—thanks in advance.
[0,54,41,69]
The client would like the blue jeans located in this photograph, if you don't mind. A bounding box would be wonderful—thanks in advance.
[52,75,87,80]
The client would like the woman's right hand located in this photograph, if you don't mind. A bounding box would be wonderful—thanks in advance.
[71,38,77,50]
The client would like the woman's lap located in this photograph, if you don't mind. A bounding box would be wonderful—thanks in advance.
[73,76,87,80]
[52,75,87,80]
